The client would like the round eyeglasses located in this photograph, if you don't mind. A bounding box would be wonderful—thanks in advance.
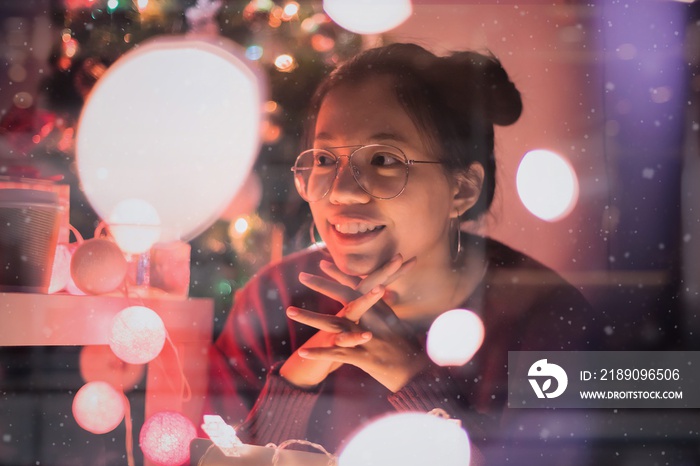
[291,144,444,202]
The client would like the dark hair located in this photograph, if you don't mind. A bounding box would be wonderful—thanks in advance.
[303,42,522,220]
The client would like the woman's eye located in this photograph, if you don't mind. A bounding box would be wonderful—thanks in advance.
[314,153,335,166]
[370,152,402,167]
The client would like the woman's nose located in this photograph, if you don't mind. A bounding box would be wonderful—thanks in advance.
[328,158,370,204]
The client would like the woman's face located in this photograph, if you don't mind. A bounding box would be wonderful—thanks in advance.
[309,76,467,277]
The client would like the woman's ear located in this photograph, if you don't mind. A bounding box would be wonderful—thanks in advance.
[451,163,485,217]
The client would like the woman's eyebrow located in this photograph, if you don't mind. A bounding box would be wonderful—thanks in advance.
[368,132,408,143]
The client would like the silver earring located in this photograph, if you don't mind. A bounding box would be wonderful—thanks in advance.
[309,222,319,244]
[450,209,462,263]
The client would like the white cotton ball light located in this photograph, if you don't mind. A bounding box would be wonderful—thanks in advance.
[140,411,197,466]
[339,412,470,466]
[109,306,166,365]
[79,345,146,392]
[426,309,484,367]
[70,238,128,295]
[323,0,412,35]
[72,381,126,434]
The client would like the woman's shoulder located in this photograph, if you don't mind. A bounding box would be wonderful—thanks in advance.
[476,235,574,287]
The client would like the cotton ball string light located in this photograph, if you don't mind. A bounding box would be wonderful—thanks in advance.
[109,306,166,365]
[140,411,197,466]
[79,345,146,392]
[426,309,484,367]
[72,381,126,434]
[339,412,470,466]
[70,238,128,295]
[323,0,412,35]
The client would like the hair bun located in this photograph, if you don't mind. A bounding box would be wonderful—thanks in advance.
[444,51,523,126]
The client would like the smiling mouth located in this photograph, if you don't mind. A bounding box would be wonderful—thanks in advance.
[332,222,385,235]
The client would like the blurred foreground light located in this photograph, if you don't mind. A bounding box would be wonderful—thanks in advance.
[427,309,484,366]
[140,411,197,466]
[233,217,249,235]
[109,305,166,364]
[72,381,125,434]
[516,149,579,222]
[339,412,470,466]
[323,0,412,34]
[77,36,266,243]
[274,53,296,72]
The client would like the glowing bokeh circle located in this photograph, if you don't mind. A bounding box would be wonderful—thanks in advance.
[76,36,266,243]
[323,0,412,35]
[516,149,579,222]
[339,412,470,466]
[426,309,485,366]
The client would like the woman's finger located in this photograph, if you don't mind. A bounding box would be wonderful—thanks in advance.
[355,254,404,293]
[342,285,385,322]
[297,345,363,363]
[286,307,353,333]
[319,260,360,289]
[334,331,372,348]
[299,272,361,305]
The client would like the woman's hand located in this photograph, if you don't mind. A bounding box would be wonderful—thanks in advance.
[279,254,415,389]
[282,257,429,393]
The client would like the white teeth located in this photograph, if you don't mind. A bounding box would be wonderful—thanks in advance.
[334,223,380,234]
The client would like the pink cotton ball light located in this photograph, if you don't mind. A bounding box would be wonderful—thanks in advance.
[140,411,197,466]
[70,238,128,294]
[109,306,166,365]
[72,381,126,434]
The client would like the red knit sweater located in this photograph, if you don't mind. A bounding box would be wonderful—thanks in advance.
[205,235,605,456]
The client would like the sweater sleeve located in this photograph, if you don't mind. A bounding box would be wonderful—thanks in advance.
[388,364,496,439]
[235,362,323,445]
[203,252,332,445]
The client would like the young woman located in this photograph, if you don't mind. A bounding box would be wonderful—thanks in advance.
[206,43,606,460]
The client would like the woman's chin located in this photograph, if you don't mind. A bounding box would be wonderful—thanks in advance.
[331,253,384,278]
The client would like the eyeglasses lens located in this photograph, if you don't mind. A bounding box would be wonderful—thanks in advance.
[293,145,409,201]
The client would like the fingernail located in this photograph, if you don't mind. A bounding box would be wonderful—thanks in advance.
[361,332,372,339]
[299,272,311,281]
[298,348,309,357]
[286,308,299,317]
[392,253,403,262]
[371,285,383,294]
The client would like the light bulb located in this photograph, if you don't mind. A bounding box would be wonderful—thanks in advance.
[108,198,161,254]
